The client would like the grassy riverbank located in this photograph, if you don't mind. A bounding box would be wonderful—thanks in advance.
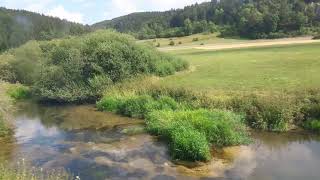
[96,46,320,160]
[0,82,14,137]
[97,89,250,161]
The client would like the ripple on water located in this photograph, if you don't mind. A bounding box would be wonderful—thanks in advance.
[2,102,320,180]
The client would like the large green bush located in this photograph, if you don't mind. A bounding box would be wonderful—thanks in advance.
[0,30,188,103]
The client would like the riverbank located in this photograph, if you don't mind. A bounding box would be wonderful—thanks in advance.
[1,101,320,180]
[0,82,14,138]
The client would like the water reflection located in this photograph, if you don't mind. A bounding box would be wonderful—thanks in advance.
[1,102,320,180]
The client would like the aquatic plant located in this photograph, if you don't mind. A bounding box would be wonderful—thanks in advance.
[0,160,72,180]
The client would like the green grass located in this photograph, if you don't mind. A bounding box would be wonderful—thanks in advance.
[303,119,320,132]
[6,85,30,100]
[161,43,320,92]
[97,93,250,161]
[146,109,249,161]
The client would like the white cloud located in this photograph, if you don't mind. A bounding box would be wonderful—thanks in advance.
[104,0,138,19]
[47,5,84,23]
[103,0,209,20]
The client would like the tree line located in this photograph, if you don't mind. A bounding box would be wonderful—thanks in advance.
[94,0,320,39]
[0,7,91,52]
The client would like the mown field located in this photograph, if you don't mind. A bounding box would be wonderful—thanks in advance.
[160,43,320,92]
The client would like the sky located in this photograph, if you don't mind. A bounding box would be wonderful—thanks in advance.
[0,0,209,25]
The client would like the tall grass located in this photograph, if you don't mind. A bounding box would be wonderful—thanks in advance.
[6,85,30,100]
[97,91,250,161]
[0,82,14,138]
[99,78,320,132]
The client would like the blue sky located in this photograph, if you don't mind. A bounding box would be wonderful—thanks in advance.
[0,0,208,25]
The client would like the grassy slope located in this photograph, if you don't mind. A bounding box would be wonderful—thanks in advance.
[160,43,320,92]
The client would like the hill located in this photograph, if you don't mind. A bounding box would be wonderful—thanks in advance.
[93,0,320,40]
[0,7,91,52]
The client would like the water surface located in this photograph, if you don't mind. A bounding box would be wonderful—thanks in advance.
[1,102,320,180]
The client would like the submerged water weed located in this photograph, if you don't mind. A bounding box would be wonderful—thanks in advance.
[0,160,73,180]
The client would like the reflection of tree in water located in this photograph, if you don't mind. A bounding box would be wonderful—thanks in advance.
[251,130,320,151]
[0,136,18,162]
[15,102,144,134]
[16,102,67,129]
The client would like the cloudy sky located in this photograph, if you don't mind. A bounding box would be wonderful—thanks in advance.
[0,0,208,25]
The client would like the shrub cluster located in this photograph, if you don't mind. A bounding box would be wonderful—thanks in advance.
[0,30,188,103]
[312,35,320,40]
[97,93,250,161]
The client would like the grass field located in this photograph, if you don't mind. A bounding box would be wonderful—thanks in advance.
[160,43,320,92]
[139,33,248,48]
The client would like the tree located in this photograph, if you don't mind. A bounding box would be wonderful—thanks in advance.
[184,18,193,35]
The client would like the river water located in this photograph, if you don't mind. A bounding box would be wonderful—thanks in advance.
[1,102,320,180]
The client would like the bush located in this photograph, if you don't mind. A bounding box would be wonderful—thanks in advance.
[2,30,188,103]
[156,43,161,47]
[313,35,320,40]
[192,37,199,42]
[303,119,320,132]
[96,96,124,112]
[169,41,175,46]
[229,95,297,132]
[0,53,17,83]
[178,41,182,45]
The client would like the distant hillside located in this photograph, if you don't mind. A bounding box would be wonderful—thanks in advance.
[93,0,320,40]
[0,7,91,52]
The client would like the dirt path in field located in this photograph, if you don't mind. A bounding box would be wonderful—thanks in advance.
[159,37,320,51]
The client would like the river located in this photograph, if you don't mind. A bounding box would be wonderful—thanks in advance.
[1,102,320,180]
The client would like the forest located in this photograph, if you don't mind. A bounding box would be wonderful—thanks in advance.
[0,7,91,52]
[94,0,320,39]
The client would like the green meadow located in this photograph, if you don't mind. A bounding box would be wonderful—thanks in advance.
[161,43,320,92]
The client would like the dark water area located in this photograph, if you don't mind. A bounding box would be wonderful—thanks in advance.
[1,102,320,180]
